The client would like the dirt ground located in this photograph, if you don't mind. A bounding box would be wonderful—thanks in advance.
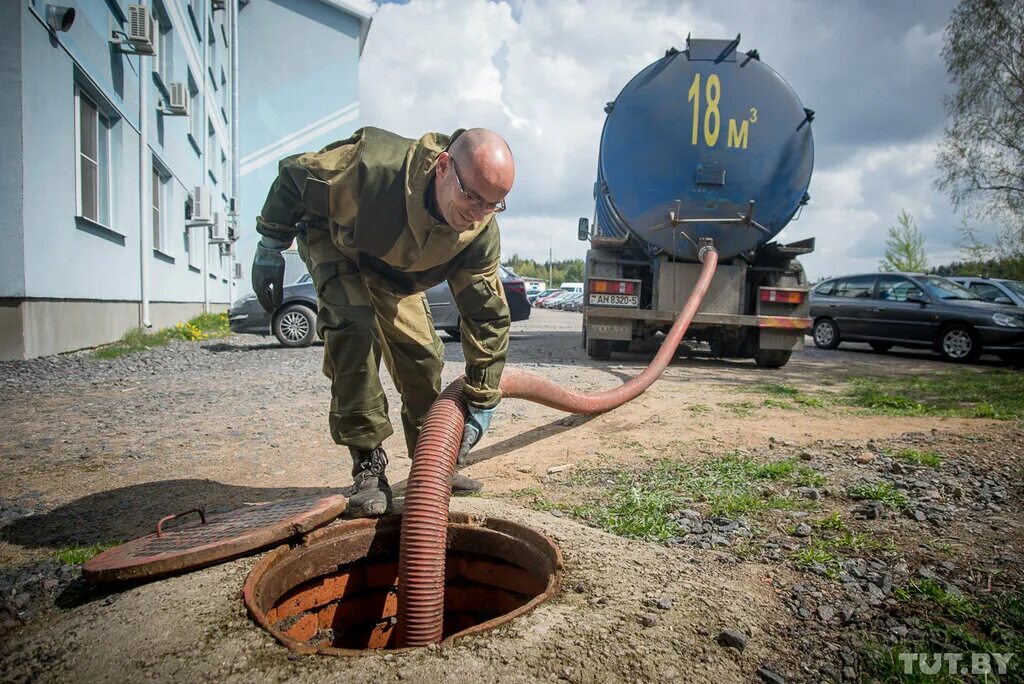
[0,308,1021,683]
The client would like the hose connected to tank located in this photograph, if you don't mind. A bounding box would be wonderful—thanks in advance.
[397,246,720,647]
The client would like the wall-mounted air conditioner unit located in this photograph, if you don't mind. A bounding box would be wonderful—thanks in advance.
[190,186,213,224]
[162,82,189,116]
[210,212,229,243]
[112,5,157,56]
[212,0,226,10]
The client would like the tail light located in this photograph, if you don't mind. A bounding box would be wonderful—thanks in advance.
[505,280,526,294]
[760,288,805,304]
[589,279,637,294]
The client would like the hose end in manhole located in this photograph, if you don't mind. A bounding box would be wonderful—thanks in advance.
[243,513,561,654]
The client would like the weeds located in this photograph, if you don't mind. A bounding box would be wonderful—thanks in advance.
[865,584,1024,682]
[55,542,119,565]
[845,371,1024,420]
[540,452,827,541]
[93,313,230,358]
[892,448,943,468]
[848,481,911,510]
[814,512,849,532]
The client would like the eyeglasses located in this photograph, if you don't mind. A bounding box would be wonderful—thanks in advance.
[450,158,506,214]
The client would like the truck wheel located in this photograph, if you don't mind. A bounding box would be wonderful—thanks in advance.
[754,349,792,368]
[587,338,613,359]
[273,304,317,348]
[938,323,980,362]
[812,318,841,349]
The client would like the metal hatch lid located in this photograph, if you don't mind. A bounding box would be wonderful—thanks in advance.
[83,494,348,584]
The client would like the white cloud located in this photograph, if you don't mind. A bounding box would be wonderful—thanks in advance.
[360,0,978,279]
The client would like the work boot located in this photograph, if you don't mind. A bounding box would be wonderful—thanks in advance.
[345,446,392,518]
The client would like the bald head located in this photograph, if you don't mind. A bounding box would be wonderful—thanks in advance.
[435,128,515,232]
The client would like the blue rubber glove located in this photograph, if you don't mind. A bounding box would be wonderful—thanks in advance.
[458,404,496,465]
[252,236,292,312]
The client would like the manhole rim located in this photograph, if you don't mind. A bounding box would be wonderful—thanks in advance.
[243,512,563,655]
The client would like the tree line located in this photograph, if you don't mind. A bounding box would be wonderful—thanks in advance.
[505,255,585,285]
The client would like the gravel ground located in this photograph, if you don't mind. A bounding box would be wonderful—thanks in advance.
[1,308,1021,682]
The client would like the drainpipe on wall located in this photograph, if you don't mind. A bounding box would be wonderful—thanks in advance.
[201,5,209,314]
[228,0,240,307]
[139,9,152,329]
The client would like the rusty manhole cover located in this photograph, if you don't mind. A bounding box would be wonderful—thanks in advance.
[83,495,347,584]
[243,512,562,654]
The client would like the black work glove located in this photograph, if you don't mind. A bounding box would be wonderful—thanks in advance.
[252,236,292,312]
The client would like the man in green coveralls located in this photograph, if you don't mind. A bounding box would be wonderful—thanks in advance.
[252,127,514,517]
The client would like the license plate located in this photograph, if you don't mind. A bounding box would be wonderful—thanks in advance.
[589,293,638,307]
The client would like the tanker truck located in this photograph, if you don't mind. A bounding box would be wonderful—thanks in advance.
[579,36,815,368]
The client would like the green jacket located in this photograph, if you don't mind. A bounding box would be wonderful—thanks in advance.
[256,127,510,408]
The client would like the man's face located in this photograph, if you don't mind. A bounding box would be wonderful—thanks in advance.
[435,152,511,232]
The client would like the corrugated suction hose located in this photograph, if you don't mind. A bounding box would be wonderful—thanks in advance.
[398,249,719,646]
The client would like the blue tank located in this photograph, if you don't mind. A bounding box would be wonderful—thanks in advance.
[595,36,814,262]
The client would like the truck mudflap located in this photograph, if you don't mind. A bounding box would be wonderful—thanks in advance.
[584,306,811,330]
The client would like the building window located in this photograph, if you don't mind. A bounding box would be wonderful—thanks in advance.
[207,119,217,184]
[152,166,171,254]
[188,70,202,154]
[207,18,217,87]
[154,2,173,88]
[76,88,113,227]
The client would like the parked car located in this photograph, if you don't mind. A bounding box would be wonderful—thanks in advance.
[561,292,585,312]
[947,276,1024,307]
[554,292,584,311]
[534,289,567,307]
[230,266,531,347]
[529,288,561,305]
[539,291,573,308]
[809,272,1024,362]
[499,265,532,324]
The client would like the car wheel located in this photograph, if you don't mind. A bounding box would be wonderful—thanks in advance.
[587,338,612,359]
[938,323,980,362]
[273,304,316,348]
[812,318,841,349]
[443,327,461,341]
[869,342,893,353]
[754,349,792,368]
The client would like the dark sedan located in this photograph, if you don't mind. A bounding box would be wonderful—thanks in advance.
[809,272,1024,362]
[230,266,530,347]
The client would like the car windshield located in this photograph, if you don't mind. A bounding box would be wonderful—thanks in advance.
[1002,280,1024,297]
[920,276,979,300]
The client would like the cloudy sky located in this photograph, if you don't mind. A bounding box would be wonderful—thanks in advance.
[356,0,973,280]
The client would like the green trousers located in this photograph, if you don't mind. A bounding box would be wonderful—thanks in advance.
[297,225,445,456]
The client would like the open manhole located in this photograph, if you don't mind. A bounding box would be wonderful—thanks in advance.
[243,512,562,654]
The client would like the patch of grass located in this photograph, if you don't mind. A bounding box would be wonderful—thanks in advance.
[55,542,119,565]
[848,480,911,510]
[747,383,829,410]
[845,370,1024,420]
[922,538,954,554]
[761,398,792,410]
[892,448,943,468]
[866,585,1024,682]
[789,545,842,579]
[720,401,757,416]
[92,313,231,358]
[750,383,802,397]
[814,511,849,532]
[687,403,711,414]
[552,453,828,540]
